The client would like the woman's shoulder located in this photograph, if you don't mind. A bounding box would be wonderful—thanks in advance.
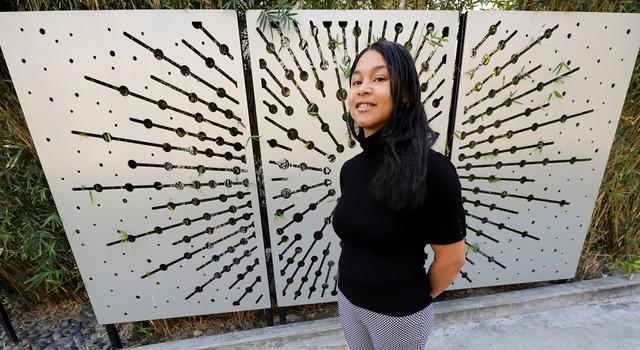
[427,148,453,170]
[340,152,365,172]
[426,149,460,188]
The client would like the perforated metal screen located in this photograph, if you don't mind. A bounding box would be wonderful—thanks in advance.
[0,9,638,323]
[0,10,271,324]
[446,11,640,289]
[245,10,460,306]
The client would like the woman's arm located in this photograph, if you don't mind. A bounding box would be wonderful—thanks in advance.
[427,239,466,299]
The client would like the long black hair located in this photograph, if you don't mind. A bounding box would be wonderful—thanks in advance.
[346,39,439,212]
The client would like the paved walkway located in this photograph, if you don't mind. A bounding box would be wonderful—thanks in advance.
[420,293,639,350]
[130,275,640,350]
[242,293,640,350]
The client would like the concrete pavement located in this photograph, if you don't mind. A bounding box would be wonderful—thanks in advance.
[129,274,640,349]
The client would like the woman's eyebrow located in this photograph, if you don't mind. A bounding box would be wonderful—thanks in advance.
[352,64,388,76]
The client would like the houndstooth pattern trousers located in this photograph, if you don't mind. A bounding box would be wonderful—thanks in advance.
[337,288,435,350]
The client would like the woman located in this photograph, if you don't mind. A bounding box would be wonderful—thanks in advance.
[331,39,467,349]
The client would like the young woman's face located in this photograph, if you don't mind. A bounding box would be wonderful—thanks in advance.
[348,50,393,138]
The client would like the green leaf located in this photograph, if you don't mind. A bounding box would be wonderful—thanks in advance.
[41,213,61,229]
[536,139,545,154]
[333,33,344,48]
[552,61,570,76]
[223,0,245,10]
[5,148,22,169]
[619,255,640,280]
[245,134,261,147]
[339,64,351,79]
[117,229,130,243]
[257,5,299,38]
[465,242,480,255]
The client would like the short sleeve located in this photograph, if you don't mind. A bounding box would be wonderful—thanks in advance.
[426,151,467,245]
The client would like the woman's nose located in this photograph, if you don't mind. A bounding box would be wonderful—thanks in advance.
[357,81,372,95]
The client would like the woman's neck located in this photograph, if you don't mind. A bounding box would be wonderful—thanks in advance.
[359,126,386,156]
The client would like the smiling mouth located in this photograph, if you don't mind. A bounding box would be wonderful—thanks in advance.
[356,102,376,108]
[355,102,376,112]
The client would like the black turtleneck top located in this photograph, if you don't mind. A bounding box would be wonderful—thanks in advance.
[331,126,467,316]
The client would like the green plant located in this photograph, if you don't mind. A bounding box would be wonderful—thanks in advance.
[223,0,246,10]
[482,152,497,159]
[506,89,522,105]
[88,189,95,205]
[245,134,261,147]
[330,33,344,51]
[546,90,563,102]
[515,65,531,81]
[427,31,448,47]
[552,60,570,76]
[619,255,640,280]
[133,321,157,344]
[465,243,480,256]
[339,64,351,79]
[257,2,298,38]
[1,62,83,303]
[536,139,545,154]
[118,229,130,243]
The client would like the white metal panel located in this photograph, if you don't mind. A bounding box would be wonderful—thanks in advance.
[446,11,640,289]
[246,10,460,306]
[0,10,271,324]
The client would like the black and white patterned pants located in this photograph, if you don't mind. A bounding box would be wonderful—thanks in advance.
[337,289,435,350]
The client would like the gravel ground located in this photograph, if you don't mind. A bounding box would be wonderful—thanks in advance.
[0,300,112,350]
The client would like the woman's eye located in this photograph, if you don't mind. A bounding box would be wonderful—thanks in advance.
[351,81,361,86]
[375,77,386,82]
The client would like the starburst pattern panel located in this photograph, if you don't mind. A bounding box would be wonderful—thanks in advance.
[0,10,271,323]
[246,10,460,306]
[447,11,640,289]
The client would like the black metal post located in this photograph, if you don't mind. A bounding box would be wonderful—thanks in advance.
[236,9,281,329]
[265,308,274,326]
[0,301,17,343]
[444,11,468,160]
[278,306,287,325]
[105,324,123,349]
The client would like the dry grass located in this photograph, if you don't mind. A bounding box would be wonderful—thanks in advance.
[112,302,337,346]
